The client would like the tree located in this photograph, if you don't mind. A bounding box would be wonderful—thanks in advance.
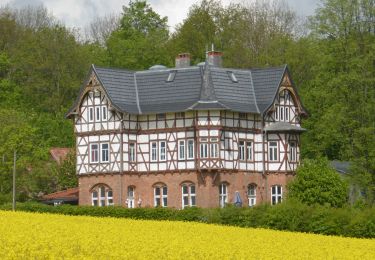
[86,13,120,46]
[106,0,171,69]
[287,159,348,207]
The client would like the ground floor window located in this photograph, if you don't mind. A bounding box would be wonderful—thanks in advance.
[91,185,113,207]
[219,183,228,208]
[154,185,168,207]
[182,183,196,208]
[127,186,135,208]
[271,185,282,205]
[248,184,256,207]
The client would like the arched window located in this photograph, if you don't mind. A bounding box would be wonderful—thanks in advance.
[271,185,282,205]
[127,186,135,208]
[91,184,113,207]
[247,184,256,207]
[181,183,196,208]
[219,183,228,208]
[154,184,167,207]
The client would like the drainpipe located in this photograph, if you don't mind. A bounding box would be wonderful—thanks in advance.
[120,115,124,206]
[261,115,268,203]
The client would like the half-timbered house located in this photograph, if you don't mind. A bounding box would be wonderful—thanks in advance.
[67,51,307,208]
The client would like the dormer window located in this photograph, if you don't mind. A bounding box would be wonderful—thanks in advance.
[227,71,238,83]
[166,70,177,82]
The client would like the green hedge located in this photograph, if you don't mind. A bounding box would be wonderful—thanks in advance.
[1,200,374,239]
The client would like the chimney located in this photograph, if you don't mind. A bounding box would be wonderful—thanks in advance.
[175,53,190,68]
[207,51,223,67]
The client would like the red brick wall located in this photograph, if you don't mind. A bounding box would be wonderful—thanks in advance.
[79,171,295,208]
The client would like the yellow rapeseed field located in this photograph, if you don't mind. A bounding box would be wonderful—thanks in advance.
[0,210,374,259]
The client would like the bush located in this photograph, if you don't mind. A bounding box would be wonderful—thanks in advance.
[1,201,374,238]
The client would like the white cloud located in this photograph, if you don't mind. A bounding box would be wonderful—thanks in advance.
[1,0,319,30]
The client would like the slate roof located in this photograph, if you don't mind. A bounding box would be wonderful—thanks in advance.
[67,63,303,117]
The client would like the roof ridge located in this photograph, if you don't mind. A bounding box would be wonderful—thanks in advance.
[133,73,142,114]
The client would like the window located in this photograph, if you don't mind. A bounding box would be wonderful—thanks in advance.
[239,113,246,119]
[127,186,135,208]
[210,138,218,158]
[107,190,113,206]
[167,70,177,82]
[101,143,109,162]
[156,113,166,120]
[248,184,256,207]
[178,140,185,160]
[176,112,185,119]
[239,141,245,160]
[246,141,252,160]
[182,184,196,208]
[92,191,98,206]
[90,144,99,163]
[227,71,238,83]
[275,106,279,120]
[154,185,168,207]
[285,107,289,121]
[271,185,282,205]
[151,142,157,161]
[102,106,107,121]
[219,183,228,208]
[269,141,278,161]
[129,143,135,162]
[89,107,94,122]
[96,106,101,121]
[289,141,296,162]
[99,186,106,207]
[159,141,166,161]
[200,140,208,158]
[280,107,284,121]
[187,139,194,159]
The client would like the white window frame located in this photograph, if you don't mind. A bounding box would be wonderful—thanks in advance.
[271,185,282,205]
[178,140,185,160]
[151,142,157,162]
[176,112,185,119]
[182,184,196,209]
[280,107,284,121]
[187,139,194,159]
[129,143,136,162]
[289,141,297,162]
[239,141,245,160]
[210,139,218,158]
[219,183,228,208]
[102,106,108,121]
[200,142,208,158]
[239,112,246,119]
[269,141,278,161]
[99,186,106,207]
[90,143,99,163]
[246,141,253,160]
[248,184,256,207]
[107,190,114,206]
[88,107,94,122]
[154,186,168,207]
[101,143,109,163]
[159,141,166,161]
[96,106,101,121]
[127,186,135,208]
[156,113,166,120]
[92,191,98,206]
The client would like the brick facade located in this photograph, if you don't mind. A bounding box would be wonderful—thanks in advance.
[79,171,294,208]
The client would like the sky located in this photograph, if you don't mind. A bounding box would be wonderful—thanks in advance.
[1,0,320,31]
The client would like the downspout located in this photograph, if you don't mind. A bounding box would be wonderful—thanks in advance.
[261,115,268,203]
[119,115,124,206]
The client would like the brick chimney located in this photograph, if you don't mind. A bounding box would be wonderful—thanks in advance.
[175,53,190,68]
[207,51,223,67]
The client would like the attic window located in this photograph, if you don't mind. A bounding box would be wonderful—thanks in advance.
[227,71,238,83]
[167,70,177,82]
